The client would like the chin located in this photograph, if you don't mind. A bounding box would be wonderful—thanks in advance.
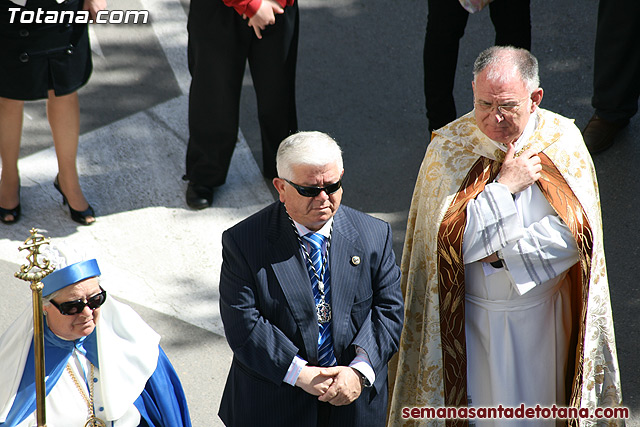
[481,126,508,140]
[76,322,96,337]
[316,213,334,224]
[487,133,512,144]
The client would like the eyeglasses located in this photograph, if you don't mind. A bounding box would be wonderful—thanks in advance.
[285,179,342,197]
[474,97,531,116]
[50,288,107,315]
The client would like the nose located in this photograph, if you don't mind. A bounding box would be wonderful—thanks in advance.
[316,192,329,201]
[79,304,94,317]
[314,189,330,201]
[494,110,505,123]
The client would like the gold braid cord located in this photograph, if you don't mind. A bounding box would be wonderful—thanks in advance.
[66,363,107,427]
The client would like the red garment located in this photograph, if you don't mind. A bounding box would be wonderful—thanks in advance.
[222,0,295,18]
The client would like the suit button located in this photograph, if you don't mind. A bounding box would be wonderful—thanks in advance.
[66,48,73,55]
[19,28,29,37]
[19,52,29,63]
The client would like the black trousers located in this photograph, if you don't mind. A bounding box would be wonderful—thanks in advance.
[592,0,640,121]
[185,0,299,186]
[423,0,531,131]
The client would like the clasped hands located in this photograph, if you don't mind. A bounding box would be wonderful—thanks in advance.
[295,365,363,406]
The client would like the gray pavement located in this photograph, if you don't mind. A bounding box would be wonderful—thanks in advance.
[1,0,638,426]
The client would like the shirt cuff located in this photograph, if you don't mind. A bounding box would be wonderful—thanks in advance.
[349,347,375,386]
[283,355,307,386]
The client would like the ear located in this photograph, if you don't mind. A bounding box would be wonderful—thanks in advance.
[530,88,543,112]
[272,177,287,202]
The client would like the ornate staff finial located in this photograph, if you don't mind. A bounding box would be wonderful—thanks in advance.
[15,227,53,427]
[15,228,55,289]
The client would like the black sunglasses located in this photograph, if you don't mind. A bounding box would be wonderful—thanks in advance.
[285,179,342,197]
[50,288,107,315]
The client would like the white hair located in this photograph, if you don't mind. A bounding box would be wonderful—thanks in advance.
[276,131,343,180]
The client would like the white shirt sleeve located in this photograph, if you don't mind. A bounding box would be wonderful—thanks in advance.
[464,182,579,295]
[501,214,579,294]
[349,346,375,386]
[283,347,375,387]
[463,182,523,263]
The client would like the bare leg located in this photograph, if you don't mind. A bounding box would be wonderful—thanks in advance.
[0,96,23,222]
[46,90,95,224]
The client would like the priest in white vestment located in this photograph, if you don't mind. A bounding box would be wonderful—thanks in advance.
[388,46,623,427]
[463,110,578,425]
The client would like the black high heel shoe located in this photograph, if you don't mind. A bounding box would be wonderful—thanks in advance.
[53,175,96,225]
[0,203,21,224]
[0,185,21,224]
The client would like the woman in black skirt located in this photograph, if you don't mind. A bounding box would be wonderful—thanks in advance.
[0,0,105,225]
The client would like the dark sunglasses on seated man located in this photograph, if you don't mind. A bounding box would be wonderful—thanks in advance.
[285,179,342,197]
[50,287,107,315]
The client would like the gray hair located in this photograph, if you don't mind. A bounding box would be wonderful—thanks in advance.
[473,46,540,93]
[276,131,343,180]
[43,291,60,307]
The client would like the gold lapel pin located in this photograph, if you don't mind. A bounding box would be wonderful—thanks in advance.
[350,256,361,266]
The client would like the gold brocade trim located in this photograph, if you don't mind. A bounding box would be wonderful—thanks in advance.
[536,153,594,426]
[437,156,500,427]
[388,110,620,427]
[436,154,592,427]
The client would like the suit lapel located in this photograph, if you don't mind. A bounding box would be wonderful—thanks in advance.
[269,204,319,363]
[328,208,363,358]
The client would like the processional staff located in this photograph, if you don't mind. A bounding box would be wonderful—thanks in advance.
[14,228,55,427]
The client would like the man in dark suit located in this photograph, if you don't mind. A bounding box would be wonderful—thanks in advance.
[218,131,404,426]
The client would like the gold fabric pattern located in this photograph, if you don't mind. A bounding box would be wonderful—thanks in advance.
[437,157,498,419]
[388,110,623,427]
[536,153,595,425]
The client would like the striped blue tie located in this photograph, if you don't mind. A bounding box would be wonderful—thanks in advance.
[303,232,336,367]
